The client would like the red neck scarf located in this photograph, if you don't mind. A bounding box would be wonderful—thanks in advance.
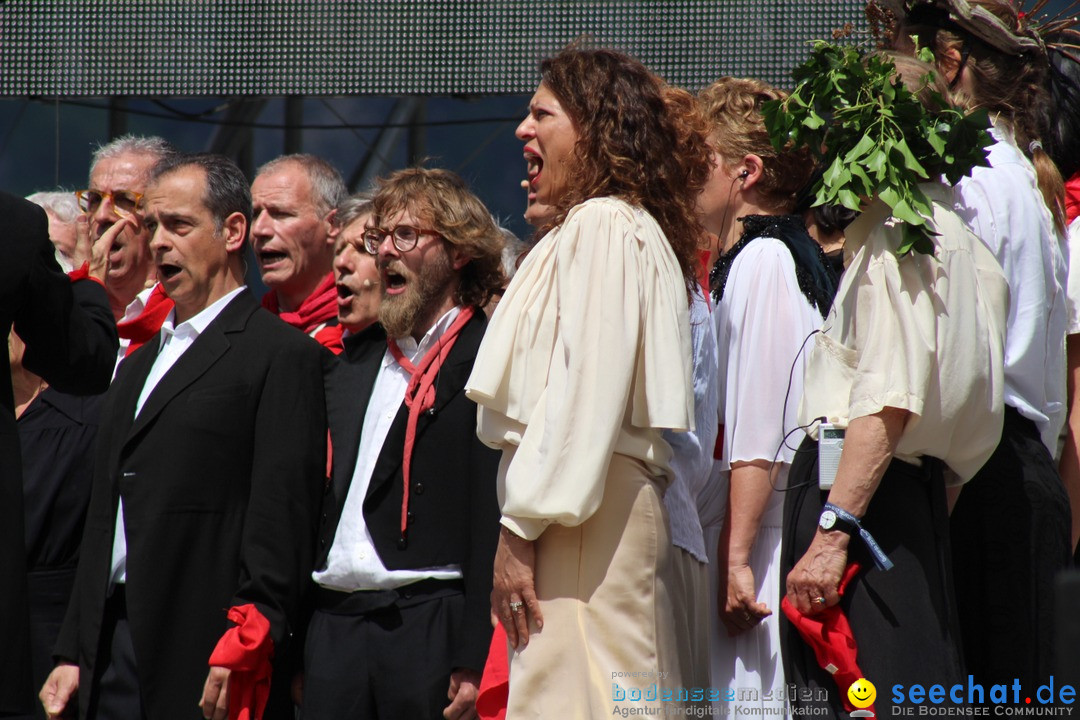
[1065,171,1080,227]
[386,306,475,541]
[313,323,345,354]
[261,273,337,335]
[116,284,174,357]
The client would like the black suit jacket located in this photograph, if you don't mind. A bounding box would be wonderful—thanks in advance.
[317,311,500,672]
[55,290,326,720]
[0,191,117,713]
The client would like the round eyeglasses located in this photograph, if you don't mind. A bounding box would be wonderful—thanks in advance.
[362,224,441,254]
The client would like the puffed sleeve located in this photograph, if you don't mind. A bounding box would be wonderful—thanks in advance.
[497,201,692,540]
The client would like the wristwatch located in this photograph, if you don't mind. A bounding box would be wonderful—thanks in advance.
[818,502,894,571]
[819,507,858,534]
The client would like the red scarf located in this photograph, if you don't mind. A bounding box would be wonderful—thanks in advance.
[313,323,344,355]
[116,284,174,357]
[261,273,337,335]
[386,306,475,540]
[1066,171,1080,227]
[208,604,273,720]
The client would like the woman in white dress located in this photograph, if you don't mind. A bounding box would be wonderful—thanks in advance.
[696,77,836,714]
[466,47,712,718]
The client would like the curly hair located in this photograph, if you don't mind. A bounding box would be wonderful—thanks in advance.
[697,77,816,214]
[538,47,712,290]
[899,0,1066,228]
[371,167,505,308]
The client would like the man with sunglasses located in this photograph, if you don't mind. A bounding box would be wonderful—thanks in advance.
[303,168,504,720]
[76,135,178,364]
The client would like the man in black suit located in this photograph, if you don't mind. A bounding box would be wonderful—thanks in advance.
[303,168,504,720]
[0,192,118,717]
[41,154,326,720]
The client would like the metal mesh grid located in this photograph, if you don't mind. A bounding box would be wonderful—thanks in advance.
[0,1,864,96]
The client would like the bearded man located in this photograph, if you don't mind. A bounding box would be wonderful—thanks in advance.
[303,168,504,720]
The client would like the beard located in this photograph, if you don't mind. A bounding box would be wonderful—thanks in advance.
[378,248,456,339]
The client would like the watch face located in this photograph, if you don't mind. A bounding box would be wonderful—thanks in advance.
[820,509,838,530]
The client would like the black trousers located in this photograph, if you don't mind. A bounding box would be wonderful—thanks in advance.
[951,406,1071,690]
[87,586,146,720]
[781,438,964,717]
[301,580,465,720]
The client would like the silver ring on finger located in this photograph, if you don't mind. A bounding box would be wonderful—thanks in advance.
[509,600,524,613]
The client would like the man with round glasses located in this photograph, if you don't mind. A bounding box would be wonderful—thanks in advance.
[77,135,178,364]
[304,167,504,720]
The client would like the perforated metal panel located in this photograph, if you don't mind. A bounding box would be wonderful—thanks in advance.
[0,0,864,96]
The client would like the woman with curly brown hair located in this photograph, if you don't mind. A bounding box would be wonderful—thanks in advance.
[889,0,1073,689]
[466,46,711,716]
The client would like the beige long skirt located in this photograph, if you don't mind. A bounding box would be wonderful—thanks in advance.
[505,453,684,719]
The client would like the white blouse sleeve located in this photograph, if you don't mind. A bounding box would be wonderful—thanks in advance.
[498,202,691,539]
[720,239,820,468]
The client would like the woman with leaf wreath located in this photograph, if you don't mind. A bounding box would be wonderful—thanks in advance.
[882,0,1075,689]
[693,76,836,716]
[775,48,1008,714]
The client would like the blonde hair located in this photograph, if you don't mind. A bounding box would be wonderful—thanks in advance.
[697,77,815,213]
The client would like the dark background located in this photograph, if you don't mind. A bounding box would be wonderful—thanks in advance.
[0,0,1071,240]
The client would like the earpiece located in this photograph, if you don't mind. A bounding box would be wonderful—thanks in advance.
[739,170,749,179]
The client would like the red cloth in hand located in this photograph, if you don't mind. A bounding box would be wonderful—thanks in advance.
[208,604,274,720]
[117,283,174,357]
[781,563,872,715]
[261,273,338,335]
[476,625,509,720]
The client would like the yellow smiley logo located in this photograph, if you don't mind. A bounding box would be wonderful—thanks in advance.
[848,678,876,709]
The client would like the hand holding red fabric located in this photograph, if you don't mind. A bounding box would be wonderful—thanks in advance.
[781,563,872,715]
[207,604,274,720]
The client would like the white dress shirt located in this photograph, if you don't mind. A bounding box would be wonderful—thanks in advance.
[113,285,156,378]
[953,121,1069,451]
[109,287,245,588]
[314,307,463,592]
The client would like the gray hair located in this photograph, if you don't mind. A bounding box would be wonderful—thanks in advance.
[25,190,80,223]
[89,135,177,183]
[498,225,529,281]
[255,154,347,217]
[335,192,374,231]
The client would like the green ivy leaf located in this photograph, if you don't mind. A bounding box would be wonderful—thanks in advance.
[761,41,993,257]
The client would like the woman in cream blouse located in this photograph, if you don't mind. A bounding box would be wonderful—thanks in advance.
[781,55,1009,716]
[465,46,711,717]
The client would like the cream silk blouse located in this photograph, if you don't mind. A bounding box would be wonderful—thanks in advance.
[798,182,1009,482]
[466,197,694,540]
